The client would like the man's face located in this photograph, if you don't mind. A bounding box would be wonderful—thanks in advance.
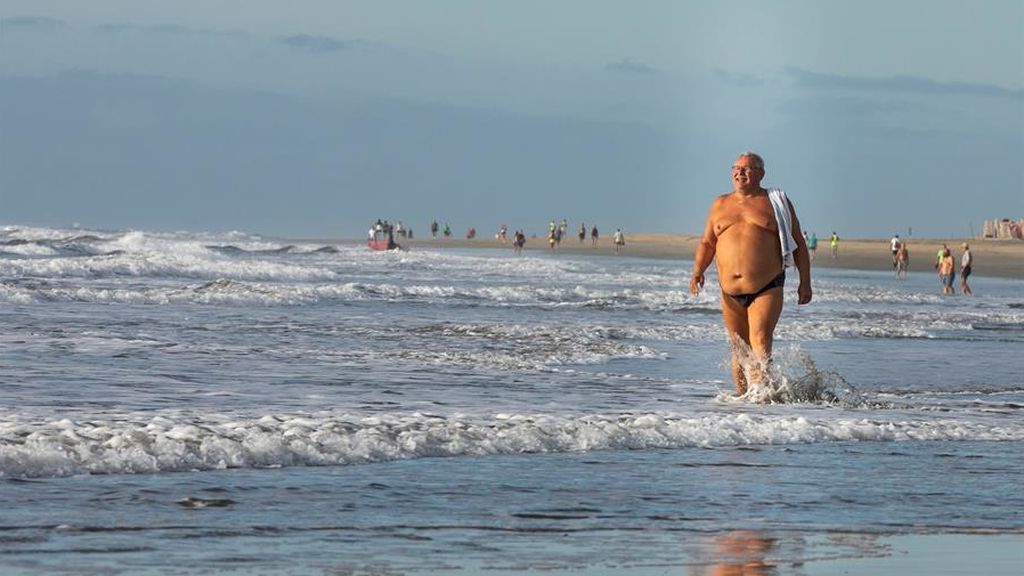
[731,157,764,190]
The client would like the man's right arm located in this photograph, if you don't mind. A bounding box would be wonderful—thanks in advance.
[690,204,719,295]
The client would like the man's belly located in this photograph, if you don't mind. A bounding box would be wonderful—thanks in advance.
[715,225,783,294]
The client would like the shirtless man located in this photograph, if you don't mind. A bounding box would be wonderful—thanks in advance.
[689,153,812,395]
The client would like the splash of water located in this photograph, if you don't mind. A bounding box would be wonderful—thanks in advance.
[719,343,863,406]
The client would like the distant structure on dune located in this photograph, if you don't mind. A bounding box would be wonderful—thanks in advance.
[982,218,1023,240]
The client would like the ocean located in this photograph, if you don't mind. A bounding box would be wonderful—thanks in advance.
[1,225,1022,574]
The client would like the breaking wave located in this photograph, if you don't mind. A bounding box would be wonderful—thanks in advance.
[3,409,1021,479]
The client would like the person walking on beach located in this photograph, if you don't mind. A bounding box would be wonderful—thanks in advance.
[591,225,599,246]
[935,243,948,271]
[938,247,956,295]
[959,243,973,295]
[890,234,901,269]
[806,231,818,260]
[895,241,909,279]
[513,230,526,255]
[690,152,812,396]
[830,232,839,258]
[613,228,625,254]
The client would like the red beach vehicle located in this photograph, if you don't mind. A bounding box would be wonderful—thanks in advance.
[367,239,393,251]
[367,237,402,251]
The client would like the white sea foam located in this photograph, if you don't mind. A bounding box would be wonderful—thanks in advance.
[2,410,1020,479]
[361,340,664,370]
[306,321,673,369]
[0,250,339,283]
[0,241,60,257]
[1,275,1014,345]
[809,283,945,305]
[0,275,699,310]
[10,226,1018,319]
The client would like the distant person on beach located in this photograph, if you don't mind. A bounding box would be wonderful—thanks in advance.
[960,243,973,295]
[578,223,586,243]
[935,243,948,270]
[513,230,526,255]
[806,231,818,260]
[938,248,956,294]
[690,152,812,396]
[830,232,839,258]
[431,220,439,239]
[895,242,909,279]
[591,225,599,246]
[890,234,901,268]
[613,229,625,254]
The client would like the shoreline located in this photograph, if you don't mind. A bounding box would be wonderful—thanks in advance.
[369,234,1024,280]
[457,532,1024,576]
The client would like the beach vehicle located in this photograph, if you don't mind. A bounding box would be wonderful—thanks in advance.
[367,237,404,251]
[367,239,396,251]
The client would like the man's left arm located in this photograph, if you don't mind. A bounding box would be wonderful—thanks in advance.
[788,201,812,305]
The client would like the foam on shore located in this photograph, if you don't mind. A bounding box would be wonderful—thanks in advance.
[3,409,1022,478]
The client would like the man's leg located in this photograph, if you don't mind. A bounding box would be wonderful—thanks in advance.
[744,287,785,389]
[720,295,751,395]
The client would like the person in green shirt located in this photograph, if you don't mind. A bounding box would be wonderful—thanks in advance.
[935,243,948,270]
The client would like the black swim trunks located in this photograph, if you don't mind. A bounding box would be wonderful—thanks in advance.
[962,265,972,279]
[726,271,786,308]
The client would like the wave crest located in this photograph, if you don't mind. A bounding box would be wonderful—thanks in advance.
[2,410,1020,478]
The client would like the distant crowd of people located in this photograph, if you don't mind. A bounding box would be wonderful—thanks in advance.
[429,220,451,239]
[420,218,627,255]
[883,234,974,294]
[367,219,411,250]
[935,241,973,295]
[368,219,412,241]
[798,230,844,261]
[373,220,977,297]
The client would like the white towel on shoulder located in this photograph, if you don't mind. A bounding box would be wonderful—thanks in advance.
[767,188,795,268]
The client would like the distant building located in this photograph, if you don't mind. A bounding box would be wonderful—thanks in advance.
[983,218,1023,240]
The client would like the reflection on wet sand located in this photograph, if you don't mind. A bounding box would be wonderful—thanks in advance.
[689,530,777,576]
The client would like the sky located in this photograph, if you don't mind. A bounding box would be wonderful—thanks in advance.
[1,0,1022,239]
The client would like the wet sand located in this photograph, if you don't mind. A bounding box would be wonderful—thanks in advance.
[458,532,1024,575]
[402,234,1024,280]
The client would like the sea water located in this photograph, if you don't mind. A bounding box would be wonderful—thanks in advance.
[1,225,1022,574]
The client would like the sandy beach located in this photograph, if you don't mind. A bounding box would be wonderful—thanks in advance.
[403,234,1024,280]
